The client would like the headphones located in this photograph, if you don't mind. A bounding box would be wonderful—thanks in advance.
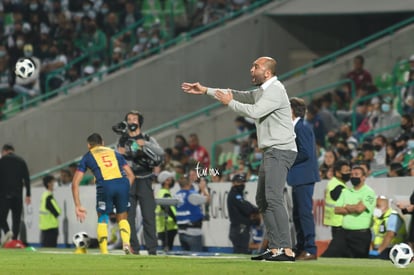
[124,110,144,127]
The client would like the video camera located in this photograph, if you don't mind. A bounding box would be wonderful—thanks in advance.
[112,121,128,135]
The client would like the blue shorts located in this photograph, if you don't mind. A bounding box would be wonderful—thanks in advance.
[96,178,130,214]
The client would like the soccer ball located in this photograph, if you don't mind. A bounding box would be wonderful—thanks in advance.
[72,232,90,249]
[389,243,413,268]
[15,58,35,79]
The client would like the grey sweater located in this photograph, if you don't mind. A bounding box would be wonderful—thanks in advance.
[207,77,296,151]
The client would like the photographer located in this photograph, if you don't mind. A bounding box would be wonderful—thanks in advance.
[113,110,164,255]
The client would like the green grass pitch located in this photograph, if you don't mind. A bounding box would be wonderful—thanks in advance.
[1,248,413,274]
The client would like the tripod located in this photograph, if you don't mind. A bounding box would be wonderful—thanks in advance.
[155,198,179,252]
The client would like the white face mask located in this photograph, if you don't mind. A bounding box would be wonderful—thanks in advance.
[53,181,59,189]
[373,207,383,218]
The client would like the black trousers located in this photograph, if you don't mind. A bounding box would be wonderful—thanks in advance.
[0,197,22,240]
[322,228,371,258]
[41,228,59,247]
[229,224,250,254]
[158,229,177,251]
[128,176,157,253]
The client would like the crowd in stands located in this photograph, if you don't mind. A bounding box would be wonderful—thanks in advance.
[0,0,257,119]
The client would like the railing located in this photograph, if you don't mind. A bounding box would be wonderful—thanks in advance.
[278,15,414,80]
[358,123,400,143]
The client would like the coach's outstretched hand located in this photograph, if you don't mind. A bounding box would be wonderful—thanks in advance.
[181,82,207,95]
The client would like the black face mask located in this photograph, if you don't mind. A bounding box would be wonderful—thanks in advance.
[328,136,336,144]
[337,148,349,156]
[350,177,361,186]
[234,184,245,193]
[128,123,139,131]
[373,145,382,152]
[401,124,410,130]
[341,173,351,182]
[110,216,116,223]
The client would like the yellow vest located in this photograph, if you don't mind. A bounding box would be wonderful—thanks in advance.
[156,188,178,233]
[372,208,407,248]
[39,191,61,230]
[324,177,347,227]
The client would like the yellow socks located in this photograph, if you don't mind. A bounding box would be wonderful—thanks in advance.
[118,219,131,246]
[97,223,108,254]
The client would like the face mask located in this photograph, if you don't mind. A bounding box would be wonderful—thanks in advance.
[53,181,59,189]
[110,216,117,223]
[139,37,148,44]
[350,177,361,186]
[24,50,33,57]
[373,207,383,218]
[341,173,351,182]
[234,184,245,193]
[328,136,336,144]
[30,3,38,10]
[408,140,414,149]
[83,5,91,11]
[101,8,109,14]
[401,124,410,130]
[16,40,24,47]
[128,123,139,131]
[151,38,159,44]
[373,145,382,152]
[337,148,348,156]
[381,103,390,113]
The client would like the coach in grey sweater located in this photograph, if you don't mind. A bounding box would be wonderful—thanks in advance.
[181,56,297,262]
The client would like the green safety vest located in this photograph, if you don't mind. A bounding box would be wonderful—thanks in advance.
[324,177,347,227]
[155,188,178,233]
[39,191,61,230]
[372,208,407,248]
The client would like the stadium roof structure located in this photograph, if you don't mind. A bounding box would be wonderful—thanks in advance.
[266,0,414,16]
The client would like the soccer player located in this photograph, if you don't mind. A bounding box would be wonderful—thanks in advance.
[71,133,135,254]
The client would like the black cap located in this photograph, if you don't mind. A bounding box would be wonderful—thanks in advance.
[232,173,246,183]
[2,143,14,151]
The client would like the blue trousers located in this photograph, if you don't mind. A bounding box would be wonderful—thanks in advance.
[292,183,317,255]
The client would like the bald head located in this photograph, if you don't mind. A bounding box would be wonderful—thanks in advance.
[251,56,277,85]
[258,56,277,76]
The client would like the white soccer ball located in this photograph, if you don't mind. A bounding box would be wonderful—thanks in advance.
[389,243,413,268]
[72,231,90,249]
[15,58,35,79]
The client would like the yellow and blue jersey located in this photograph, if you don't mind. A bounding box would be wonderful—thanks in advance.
[78,146,128,183]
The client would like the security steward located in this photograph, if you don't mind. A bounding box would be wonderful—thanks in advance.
[321,160,350,257]
[115,110,164,255]
[323,166,376,258]
[369,196,407,259]
[227,173,258,254]
[39,175,61,247]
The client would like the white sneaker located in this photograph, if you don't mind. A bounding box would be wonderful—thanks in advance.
[1,231,13,246]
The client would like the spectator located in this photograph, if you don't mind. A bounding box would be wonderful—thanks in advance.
[175,176,209,252]
[319,150,337,180]
[188,133,210,169]
[359,142,387,174]
[305,104,326,147]
[400,114,414,136]
[388,162,405,177]
[346,55,373,90]
[156,170,178,251]
[335,140,352,161]
[369,196,407,259]
[227,173,258,254]
[315,93,340,132]
[322,159,351,257]
[322,166,376,258]
[162,148,181,172]
[39,174,61,247]
[40,40,67,93]
[372,96,401,139]
[372,135,387,166]
[59,168,72,186]
[120,1,141,29]
[386,142,398,166]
